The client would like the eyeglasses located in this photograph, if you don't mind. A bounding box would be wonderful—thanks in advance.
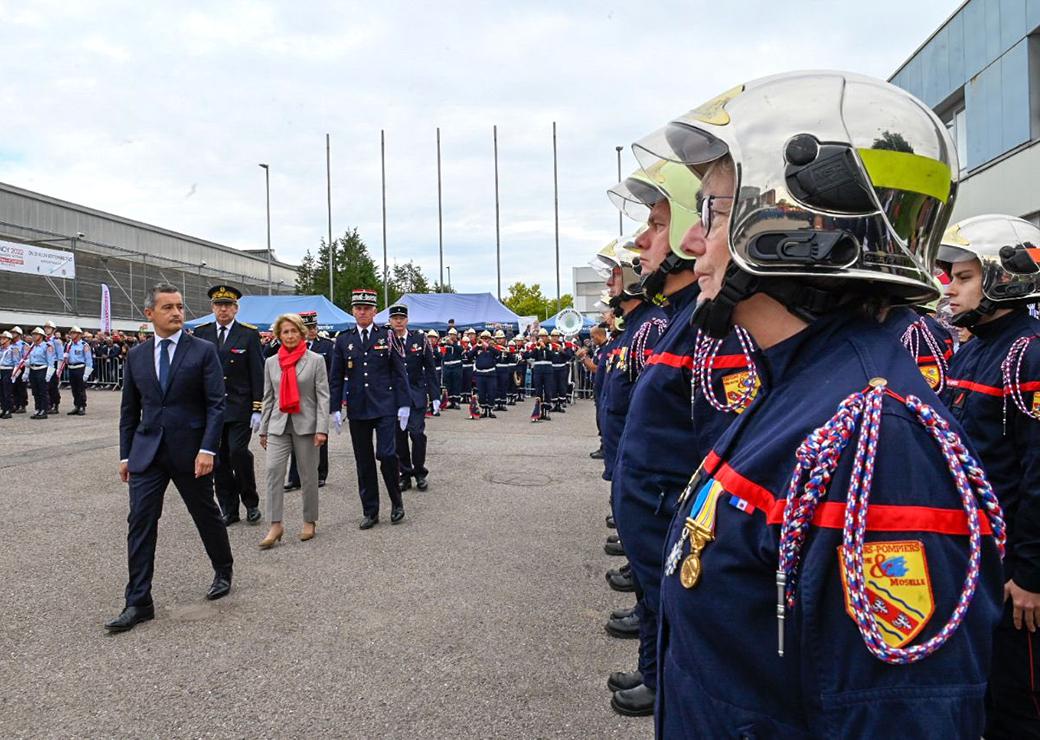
[698,194,733,236]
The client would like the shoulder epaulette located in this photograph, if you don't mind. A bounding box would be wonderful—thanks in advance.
[196,321,214,329]
[240,322,257,330]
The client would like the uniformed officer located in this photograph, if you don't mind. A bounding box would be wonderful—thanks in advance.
[285,311,334,491]
[42,320,63,413]
[0,331,15,419]
[63,326,93,415]
[389,304,439,490]
[441,328,463,408]
[548,329,569,412]
[9,327,29,413]
[26,327,56,419]
[938,215,1040,739]
[491,330,513,411]
[329,288,411,528]
[468,330,499,418]
[524,329,555,421]
[641,71,1004,736]
[602,161,700,715]
[461,328,477,401]
[426,329,445,415]
[193,285,264,525]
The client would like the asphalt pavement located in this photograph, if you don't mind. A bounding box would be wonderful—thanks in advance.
[0,392,651,738]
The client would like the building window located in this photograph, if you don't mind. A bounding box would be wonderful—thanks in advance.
[941,104,969,174]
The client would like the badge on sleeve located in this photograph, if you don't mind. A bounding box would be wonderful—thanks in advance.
[1032,392,1040,416]
[722,370,761,413]
[919,364,941,389]
[839,540,935,648]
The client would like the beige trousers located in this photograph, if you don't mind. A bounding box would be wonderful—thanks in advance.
[265,417,319,523]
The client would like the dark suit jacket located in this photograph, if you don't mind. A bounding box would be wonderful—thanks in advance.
[192,321,264,422]
[329,324,409,420]
[307,336,334,377]
[119,332,226,474]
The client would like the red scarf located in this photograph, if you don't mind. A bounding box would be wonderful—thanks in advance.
[277,340,308,414]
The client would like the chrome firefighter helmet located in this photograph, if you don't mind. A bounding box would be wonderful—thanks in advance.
[937,214,1040,327]
[633,71,958,336]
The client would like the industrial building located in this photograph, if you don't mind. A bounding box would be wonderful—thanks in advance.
[890,0,1040,225]
[0,181,297,332]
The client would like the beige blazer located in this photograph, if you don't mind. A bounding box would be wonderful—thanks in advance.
[260,350,331,437]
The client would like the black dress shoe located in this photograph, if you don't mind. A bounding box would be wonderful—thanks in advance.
[604,540,625,557]
[66,407,80,415]
[222,513,240,526]
[606,562,631,580]
[606,533,620,544]
[605,612,640,639]
[359,515,379,530]
[390,506,405,524]
[13,407,25,413]
[104,604,155,633]
[0,412,11,419]
[611,604,636,620]
[607,669,643,693]
[607,570,635,593]
[76,408,86,416]
[606,514,616,529]
[284,482,301,492]
[30,411,47,420]
[590,447,604,459]
[206,571,232,601]
[318,479,326,488]
[416,476,428,491]
[400,477,412,491]
[611,683,655,717]
[246,507,262,524]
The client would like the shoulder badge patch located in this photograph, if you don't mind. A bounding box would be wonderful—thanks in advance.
[919,364,941,389]
[722,370,761,413]
[1032,391,1040,416]
[839,540,935,648]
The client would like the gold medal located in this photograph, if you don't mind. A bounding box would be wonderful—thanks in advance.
[680,554,702,588]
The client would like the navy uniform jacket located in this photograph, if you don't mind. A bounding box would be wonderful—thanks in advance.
[592,339,612,406]
[441,342,464,364]
[943,309,1040,591]
[119,333,226,475]
[398,330,438,409]
[307,336,335,376]
[329,324,409,420]
[467,342,498,371]
[883,306,955,391]
[657,309,1003,738]
[193,321,264,421]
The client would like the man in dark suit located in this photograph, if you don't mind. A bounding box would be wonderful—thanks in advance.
[286,310,334,490]
[329,289,410,529]
[107,283,233,633]
[193,285,264,526]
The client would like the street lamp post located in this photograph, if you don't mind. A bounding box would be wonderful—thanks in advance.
[446,265,452,292]
[259,163,272,295]
[615,146,623,237]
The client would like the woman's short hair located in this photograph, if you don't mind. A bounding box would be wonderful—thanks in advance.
[272,313,306,338]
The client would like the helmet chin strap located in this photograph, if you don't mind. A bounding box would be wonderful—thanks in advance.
[950,297,999,329]
[691,263,841,339]
[640,253,694,306]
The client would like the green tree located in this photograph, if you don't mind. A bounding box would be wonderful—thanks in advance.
[388,260,432,304]
[504,282,574,318]
[296,228,383,310]
[432,281,456,294]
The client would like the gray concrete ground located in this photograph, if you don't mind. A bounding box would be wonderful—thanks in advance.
[0,391,650,739]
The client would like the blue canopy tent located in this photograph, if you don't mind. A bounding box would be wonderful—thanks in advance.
[185,295,356,333]
[541,309,596,333]
[374,292,521,331]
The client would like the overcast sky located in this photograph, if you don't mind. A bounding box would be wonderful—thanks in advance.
[1,0,956,295]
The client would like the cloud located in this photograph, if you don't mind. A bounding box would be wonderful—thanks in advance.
[0,0,956,294]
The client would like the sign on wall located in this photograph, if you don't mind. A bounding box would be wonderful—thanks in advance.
[0,239,76,278]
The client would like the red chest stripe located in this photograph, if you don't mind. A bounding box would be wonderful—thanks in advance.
[646,351,694,369]
[947,378,1040,397]
[704,451,994,536]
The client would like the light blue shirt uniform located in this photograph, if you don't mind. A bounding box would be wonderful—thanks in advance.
[28,341,54,367]
[65,339,93,370]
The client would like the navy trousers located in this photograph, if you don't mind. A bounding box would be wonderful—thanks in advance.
[531,366,555,403]
[495,367,512,404]
[475,371,496,407]
[68,367,87,408]
[214,421,259,517]
[28,368,48,412]
[986,603,1040,739]
[124,441,233,607]
[348,415,402,517]
[443,365,462,403]
[395,404,428,480]
[0,368,12,412]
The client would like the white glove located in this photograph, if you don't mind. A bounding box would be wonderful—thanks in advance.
[45,367,55,382]
[250,412,262,432]
[397,406,410,430]
[84,367,93,380]
[332,410,343,434]
[432,400,441,414]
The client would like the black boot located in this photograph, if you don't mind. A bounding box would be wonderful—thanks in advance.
[611,684,655,717]
[485,406,497,419]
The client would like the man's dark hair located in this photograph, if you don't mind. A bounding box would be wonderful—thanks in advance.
[144,282,180,311]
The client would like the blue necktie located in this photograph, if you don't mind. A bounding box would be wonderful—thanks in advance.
[159,339,172,392]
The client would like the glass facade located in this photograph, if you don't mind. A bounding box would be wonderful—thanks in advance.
[891,0,1040,171]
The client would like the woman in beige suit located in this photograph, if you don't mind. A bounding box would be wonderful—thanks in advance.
[258,313,330,548]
